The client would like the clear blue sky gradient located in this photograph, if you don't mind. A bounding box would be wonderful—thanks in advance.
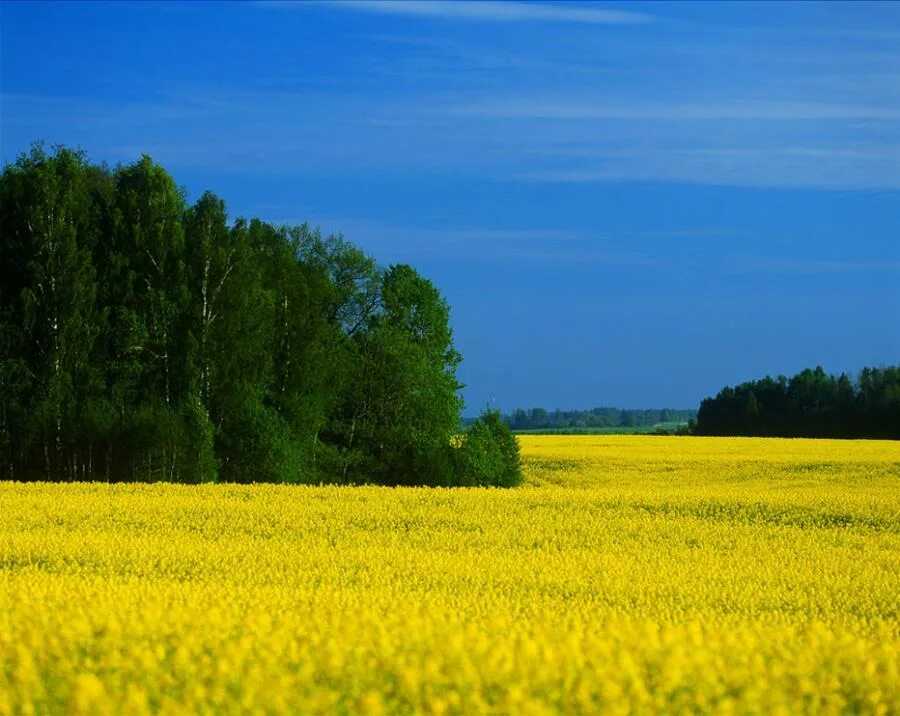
[2,1,898,412]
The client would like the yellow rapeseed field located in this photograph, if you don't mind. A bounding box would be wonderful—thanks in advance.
[1,436,898,714]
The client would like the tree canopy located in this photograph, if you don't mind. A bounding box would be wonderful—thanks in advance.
[0,144,519,486]
[695,366,900,439]
[500,407,695,432]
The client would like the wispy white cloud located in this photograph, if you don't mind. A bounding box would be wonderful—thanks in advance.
[816,27,900,44]
[262,216,695,265]
[9,86,900,191]
[266,1,651,24]
[513,145,900,190]
[452,98,900,121]
[730,259,900,275]
[353,33,614,83]
[255,214,898,275]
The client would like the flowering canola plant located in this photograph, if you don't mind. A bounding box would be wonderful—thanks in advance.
[1,436,898,714]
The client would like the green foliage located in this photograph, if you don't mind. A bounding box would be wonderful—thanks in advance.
[455,410,523,487]
[511,422,689,436]
[0,144,481,485]
[502,406,696,432]
[695,366,900,439]
[179,395,218,484]
[0,144,103,480]
[333,265,463,486]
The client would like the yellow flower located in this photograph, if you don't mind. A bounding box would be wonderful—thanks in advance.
[0,435,897,713]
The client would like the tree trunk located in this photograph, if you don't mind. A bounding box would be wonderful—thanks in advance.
[342,415,357,484]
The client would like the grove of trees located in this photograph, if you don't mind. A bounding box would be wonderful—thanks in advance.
[0,145,520,485]
[504,407,695,431]
[694,366,900,439]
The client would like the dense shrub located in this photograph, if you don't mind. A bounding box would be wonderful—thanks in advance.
[454,410,522,487]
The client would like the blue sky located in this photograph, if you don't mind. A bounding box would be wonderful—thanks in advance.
[2,1,898,412]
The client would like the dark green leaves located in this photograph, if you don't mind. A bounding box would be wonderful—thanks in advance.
[1,145,523,486]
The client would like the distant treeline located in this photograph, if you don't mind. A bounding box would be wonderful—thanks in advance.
[0,145,520,486]
[695,366,900,439]
[501,407,696,432]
